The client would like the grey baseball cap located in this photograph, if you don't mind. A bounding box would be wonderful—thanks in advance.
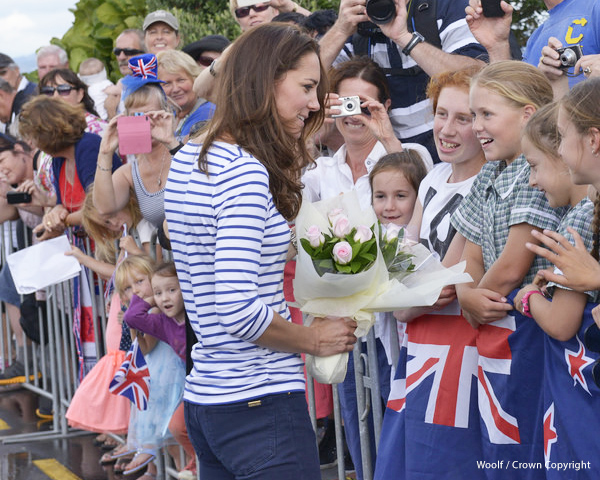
[143,10,179,31]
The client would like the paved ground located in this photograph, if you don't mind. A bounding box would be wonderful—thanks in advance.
[0,386,349,480]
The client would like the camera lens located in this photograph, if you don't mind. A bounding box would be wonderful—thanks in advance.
[346,102,355,110]
[366,0,396,25]
[560,49,577,67]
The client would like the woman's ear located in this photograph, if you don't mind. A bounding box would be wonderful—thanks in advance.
[589,126,600,155]
[384,98,391,111]
[522,104,536,122]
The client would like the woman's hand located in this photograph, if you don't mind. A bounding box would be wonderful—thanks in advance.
[324,93,343,124]
[100,116,120,156]
[457,285,513,328]
[42,205,69,233]
[146,110,177,148]
[360,95,402,151]
[64,245,86,263]
[309,315,358,356]
[574,53,600,79]
[513,284,541,316]
[119,235,144,255]
[526,228,600,292]
[17,179,50,208]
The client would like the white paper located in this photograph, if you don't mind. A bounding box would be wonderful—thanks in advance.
[7,235,82,294]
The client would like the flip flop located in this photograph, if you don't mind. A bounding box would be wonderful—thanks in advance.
[99,445,136,465]
[121,448,156,477]
[93,434,107,447]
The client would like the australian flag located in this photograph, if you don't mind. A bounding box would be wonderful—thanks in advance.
[109,338,151,410]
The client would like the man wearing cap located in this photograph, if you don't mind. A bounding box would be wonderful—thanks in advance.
[0,54,37,136]
[182,35,231,69]
[143,10,181,55]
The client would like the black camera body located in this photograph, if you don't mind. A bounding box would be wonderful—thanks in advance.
[557,45,583,69]
[366,0,396,25]
[6,191,32,204]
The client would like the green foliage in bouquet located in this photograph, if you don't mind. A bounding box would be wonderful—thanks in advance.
[300,225,378,277]
[379,223,415,281]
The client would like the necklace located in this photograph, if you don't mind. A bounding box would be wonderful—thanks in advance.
[157,149,167,187]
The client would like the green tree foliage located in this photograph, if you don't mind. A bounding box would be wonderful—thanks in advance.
[52,0,146,82]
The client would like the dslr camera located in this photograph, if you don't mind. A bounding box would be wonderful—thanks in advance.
[556,45,583,70]
[332,96,363,118]
[366,0,396,25]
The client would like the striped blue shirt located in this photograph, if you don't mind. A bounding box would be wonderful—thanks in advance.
[164,141,305,405]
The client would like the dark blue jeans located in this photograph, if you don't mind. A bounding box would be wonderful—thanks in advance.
[184,391,320,480]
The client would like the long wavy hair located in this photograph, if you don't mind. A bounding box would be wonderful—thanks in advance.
[197,23,327,220]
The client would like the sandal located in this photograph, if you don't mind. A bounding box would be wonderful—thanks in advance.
[121,448,156,476]
[99,444,136,465]
[93,434,107,447]
[100,437,121,451]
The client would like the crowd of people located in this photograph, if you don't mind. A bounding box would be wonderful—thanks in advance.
[1,0,600,479]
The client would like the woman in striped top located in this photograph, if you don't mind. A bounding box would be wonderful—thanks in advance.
[164,24,358,480]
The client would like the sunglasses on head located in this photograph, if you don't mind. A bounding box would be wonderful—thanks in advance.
[584,322,600,388]
[113,48,145,57]
[234,2,270,18]
[40,84,76,97]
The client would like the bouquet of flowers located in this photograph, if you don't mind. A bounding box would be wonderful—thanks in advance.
[293,191,472,383]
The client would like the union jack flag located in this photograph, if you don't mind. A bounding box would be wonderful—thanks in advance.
[109,338,151,410]
[129,54,158,79]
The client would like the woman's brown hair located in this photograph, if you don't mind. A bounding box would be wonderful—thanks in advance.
[18,96,87,155]
[39,68,99,117]
[368,150,428,197]
[329,56,390,104]
[197,23,327,221]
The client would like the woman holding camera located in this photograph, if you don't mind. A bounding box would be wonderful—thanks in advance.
[93,54,181,229]
[164,24,357,479]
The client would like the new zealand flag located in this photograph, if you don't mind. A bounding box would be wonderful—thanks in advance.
[543,302,600,479]
[375,291,547,480]
[109,338,151,410]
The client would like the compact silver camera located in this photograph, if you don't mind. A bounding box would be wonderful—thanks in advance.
[332,96,363,118]
[557,45,583,69]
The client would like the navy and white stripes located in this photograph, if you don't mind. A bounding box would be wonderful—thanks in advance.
[165,141,305,405]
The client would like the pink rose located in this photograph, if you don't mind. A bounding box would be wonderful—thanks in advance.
[332,215,351,238]
[306,225,325,248]
[328,208,344,225]
[332,241,353,265]
[383,223,402,241]
[354,225,373,243]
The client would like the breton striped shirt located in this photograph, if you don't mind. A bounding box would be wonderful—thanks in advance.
[164,141,305,405]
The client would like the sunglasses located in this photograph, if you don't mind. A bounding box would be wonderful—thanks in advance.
[584,322,600,388]
[234,2,270,18]
[197,56,217,67]
[113,48,145,57]
[40,84,77,97]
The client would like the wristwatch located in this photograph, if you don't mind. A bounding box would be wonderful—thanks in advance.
[521,290,544,318]
[402,31,425,56]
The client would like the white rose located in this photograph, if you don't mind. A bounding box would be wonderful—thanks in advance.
[332,241,353,265]
[353,225,373,243]
[332,215,351,238]
[383,223,402,241]
[306,225,325,248]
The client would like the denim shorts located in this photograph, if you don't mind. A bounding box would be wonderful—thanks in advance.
[184,391,320,480]
[0,263,21,307]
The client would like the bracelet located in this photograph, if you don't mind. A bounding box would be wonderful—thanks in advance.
[96,164,112,172]
[521,289,544,318]
[290,228,298,251]
[169,143,184,155]
[209,59,218,78]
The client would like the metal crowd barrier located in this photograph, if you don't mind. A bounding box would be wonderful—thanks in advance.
[0,219,394,480]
